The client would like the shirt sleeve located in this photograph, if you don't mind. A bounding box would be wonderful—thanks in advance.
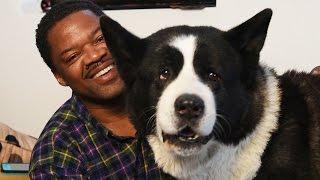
[29,165,84,179]
[29,128,85,179]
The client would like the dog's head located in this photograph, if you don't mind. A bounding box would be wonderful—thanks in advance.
[100,9,272,156]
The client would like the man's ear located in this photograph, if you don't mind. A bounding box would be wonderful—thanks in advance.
[225,8,272,56]
[100,16,147,86]
[53,72,67,86]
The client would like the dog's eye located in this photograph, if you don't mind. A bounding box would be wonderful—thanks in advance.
[160,68,170,81]
[208,72,220,81]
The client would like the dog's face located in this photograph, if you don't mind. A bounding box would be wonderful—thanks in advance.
[100,9,272,156]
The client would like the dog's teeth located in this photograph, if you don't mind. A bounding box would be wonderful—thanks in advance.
[93,64,114,78]
[187,135,199,140]
[179,134,199,141]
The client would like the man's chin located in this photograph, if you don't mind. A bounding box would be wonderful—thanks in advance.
[94,77,125,99]
[100,85,125,100]
[76,83,126,105]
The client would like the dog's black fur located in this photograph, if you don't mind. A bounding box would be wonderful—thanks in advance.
[256,71,320,179]
[100,9,320,179]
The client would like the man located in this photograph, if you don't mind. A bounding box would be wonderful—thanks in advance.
[29,0,165,179]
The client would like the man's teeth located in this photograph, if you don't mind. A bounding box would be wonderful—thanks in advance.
[93,64,114,78]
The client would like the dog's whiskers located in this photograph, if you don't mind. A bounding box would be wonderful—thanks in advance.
[136,106,158,134]
[216,113,232,137]
[203,112,231,140]
[146,113,157,133]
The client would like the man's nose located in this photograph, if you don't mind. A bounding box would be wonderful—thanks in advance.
[83,44,106,66]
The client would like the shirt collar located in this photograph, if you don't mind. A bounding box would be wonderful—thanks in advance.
[70,94,135,141]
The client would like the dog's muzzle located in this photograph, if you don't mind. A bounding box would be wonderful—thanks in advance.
[161,94,211,146]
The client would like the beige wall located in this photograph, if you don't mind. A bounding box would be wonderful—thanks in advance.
[1,0,319,137]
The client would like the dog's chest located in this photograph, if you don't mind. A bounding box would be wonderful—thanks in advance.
[196,141,264,180]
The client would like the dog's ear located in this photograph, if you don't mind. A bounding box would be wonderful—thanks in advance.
[225,8,272,55]
[100,16,146,86]
[224,9,272,88]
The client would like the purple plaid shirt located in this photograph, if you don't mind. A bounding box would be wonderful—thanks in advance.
[29,95,171,179]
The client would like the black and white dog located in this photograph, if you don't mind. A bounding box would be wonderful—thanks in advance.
[100,9,320,179]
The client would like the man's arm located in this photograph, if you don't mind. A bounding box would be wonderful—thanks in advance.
[30,165,84,179]
[29,129,85,179]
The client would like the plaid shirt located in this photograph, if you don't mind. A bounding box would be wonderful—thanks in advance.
[29,95,172,179]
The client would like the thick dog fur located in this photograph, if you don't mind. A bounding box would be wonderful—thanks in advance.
[100,9,320,179]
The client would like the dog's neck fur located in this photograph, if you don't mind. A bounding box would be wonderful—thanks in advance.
[148,67,281,180]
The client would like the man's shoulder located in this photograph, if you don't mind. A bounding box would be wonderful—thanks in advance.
[29,96,92,173]
[40,95,90,136]
[51,95,82,122]
[32,96,92,157]
[29,121,87,177]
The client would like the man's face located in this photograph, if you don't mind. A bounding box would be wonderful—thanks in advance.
[48,10,125,102]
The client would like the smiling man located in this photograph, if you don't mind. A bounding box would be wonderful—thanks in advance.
[29,0,164,179]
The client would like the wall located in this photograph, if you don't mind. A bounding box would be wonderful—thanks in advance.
[0,0,319,137]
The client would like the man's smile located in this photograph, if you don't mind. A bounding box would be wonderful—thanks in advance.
[83,57,114,79]
[93,63,114,79]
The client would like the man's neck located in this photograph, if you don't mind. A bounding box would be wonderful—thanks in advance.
[79,94,136,137]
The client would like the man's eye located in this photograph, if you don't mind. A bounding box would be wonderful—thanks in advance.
[96,35,105,43]
[67,53,79,63]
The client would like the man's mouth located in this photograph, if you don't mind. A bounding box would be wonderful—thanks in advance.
[84,58,115,79]
[93,63,115,79]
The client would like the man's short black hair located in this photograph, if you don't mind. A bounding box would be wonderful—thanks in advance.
[36,0,104,71]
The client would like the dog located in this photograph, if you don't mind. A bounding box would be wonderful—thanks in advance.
[100,9,320,179]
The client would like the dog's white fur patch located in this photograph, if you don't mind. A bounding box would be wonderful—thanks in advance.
[149,67,281,179]
[156,35,216,138]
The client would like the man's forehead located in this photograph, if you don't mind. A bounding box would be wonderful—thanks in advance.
[51,10,100,33]
[47,10,101,52]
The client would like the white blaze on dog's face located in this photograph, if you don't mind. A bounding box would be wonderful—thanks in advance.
[156,35,216,156]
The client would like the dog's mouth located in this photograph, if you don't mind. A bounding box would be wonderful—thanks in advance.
[162,126,211,146]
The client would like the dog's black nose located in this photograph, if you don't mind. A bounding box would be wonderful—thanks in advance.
[174,94,204,121]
